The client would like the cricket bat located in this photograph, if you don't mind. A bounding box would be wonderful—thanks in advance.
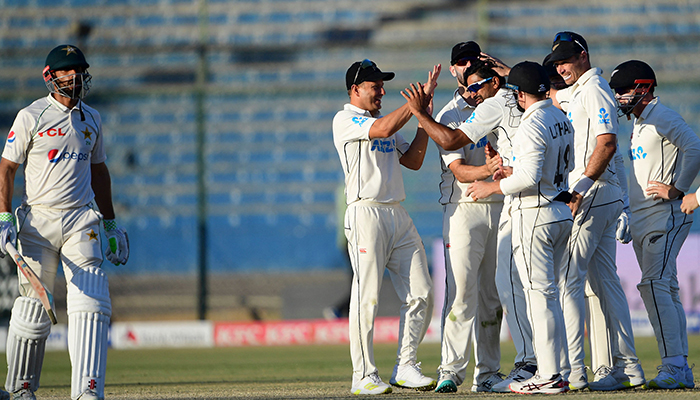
[6,242,58,324]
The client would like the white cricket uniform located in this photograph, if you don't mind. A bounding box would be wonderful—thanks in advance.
[558,86,612,372]
[2,94,112,399]
[456,88,536,368]
[500,98,574,378]
[627,97,700,359]
[1,94,105,296]
[434,90,503,387]
[332,103,433,386]
[557,68,639,377]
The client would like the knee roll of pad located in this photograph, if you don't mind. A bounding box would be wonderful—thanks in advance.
[5,296,52,393]
[67,266,111,317]
[67,266,111,400]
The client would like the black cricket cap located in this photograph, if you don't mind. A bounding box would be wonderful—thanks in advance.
[45,44,89,72]
[609,60,657,89]
[506,61,550,95]
[345,59,395,90]
[450,41,481,65]
[546,31,588,64]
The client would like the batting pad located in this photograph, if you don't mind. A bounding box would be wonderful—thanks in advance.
[67,267,111,400]
[5,296,52,393]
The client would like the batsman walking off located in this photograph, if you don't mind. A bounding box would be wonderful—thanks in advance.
[0,44,129,400]
[332,60,439,395]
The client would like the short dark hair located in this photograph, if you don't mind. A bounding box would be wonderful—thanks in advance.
[463,60,503,87]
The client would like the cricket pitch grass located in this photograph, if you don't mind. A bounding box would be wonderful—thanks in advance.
[7,335,700,399]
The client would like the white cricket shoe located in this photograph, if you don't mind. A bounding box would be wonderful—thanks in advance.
[491,362,537,393]
[11,389,35,400]
[568,366,589,390]
[77,389,102,400]
[509,373,569,394]
[351,373,392,395]
[589,363,645,391]
[389,361,436,391]
[645,363,691,389]
[434,370,458,393]
[471,372,504,392]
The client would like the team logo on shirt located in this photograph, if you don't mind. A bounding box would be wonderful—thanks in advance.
[48,149,89,163]
[630,146,647,161]
[371,138,395,153]
[468,136,488,151]
[598,108,611,125]
[7,131,15,143]
[464,111,477,124]
[87,230,98,241]
[352,116,369,127]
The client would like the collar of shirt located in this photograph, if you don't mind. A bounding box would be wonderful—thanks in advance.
[636,96,659,123]
[521,98,553,121]
[452,88,475,111]
[343,103,380,118]
[570,67,603,95]
[46,93,82,113]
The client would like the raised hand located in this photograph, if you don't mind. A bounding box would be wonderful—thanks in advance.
[401,82,430,115]
[423,64,442,96]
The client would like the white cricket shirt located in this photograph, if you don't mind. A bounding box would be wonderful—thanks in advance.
[455,87,522,168]
[628,97,700,213]
[2,95,106,209]
[435,89,502,204]
[500,99,575,210]
[559,67,620,187]
[332,103,410,204]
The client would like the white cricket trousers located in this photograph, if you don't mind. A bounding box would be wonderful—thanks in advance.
[562,181,638,376]
[512,203,572,378]
[495,206,536,367]
[631,200,692,359]
[345,201,433,385]
[439,201,502,386]
[16,204,104,295]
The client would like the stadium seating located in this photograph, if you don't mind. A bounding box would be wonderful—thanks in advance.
[0,0,699,277]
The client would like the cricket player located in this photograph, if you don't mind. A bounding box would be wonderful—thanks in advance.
[404,58,538,393]
[332,59,439,395]
[609,60,700,389]
[0,45,128,400]
[432,42,504,394]
[546,31,644,390]
[466,61,574,395]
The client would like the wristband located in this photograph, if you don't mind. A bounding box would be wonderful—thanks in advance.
[571,175,595,197]
[103,219,118,231]
[0,212,14,224]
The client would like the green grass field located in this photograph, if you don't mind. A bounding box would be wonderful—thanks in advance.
[12,335,700,399]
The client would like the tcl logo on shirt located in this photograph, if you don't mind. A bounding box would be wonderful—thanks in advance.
[38,128,66,137]
[47,149,89,163]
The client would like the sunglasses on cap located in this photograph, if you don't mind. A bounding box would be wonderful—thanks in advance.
[467,77,493,93]
[454,56,478,67]
[353,59,376,86]
[553,32,587,53]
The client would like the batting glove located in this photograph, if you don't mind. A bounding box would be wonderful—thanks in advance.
[0,212,16,256]
[104,219,129,265]
[615,207,632,244]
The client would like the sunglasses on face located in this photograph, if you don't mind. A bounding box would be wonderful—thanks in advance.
[353,59,376,86]
[467,77,493,93]
[454,57,477,67]
[553,32,587,53]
